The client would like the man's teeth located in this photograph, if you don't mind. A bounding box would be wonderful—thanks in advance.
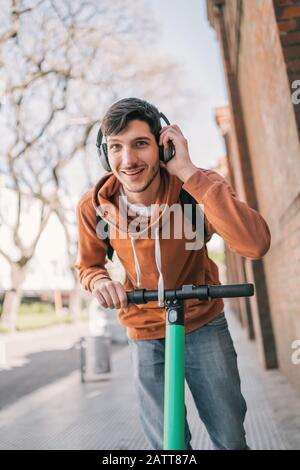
[124,169,144,174]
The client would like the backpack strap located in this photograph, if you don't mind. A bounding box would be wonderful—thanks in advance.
[179,188,208,243]
[94,174,115,261]
[96,213,114,261]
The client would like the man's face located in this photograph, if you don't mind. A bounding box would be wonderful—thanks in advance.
[106,119,160,193]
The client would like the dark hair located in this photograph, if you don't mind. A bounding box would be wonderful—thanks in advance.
[101,97,161,143]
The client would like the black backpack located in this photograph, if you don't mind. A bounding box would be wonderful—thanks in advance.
[96,187,208,261]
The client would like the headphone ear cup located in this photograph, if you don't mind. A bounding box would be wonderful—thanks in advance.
[159,142,176,163]
[159,144,164,162]
[98,143,111,171]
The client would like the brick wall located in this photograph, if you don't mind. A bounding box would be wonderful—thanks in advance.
[208,0,300,390]
[275,0,300,132]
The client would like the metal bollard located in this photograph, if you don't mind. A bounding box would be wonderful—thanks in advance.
[80,335,111,383]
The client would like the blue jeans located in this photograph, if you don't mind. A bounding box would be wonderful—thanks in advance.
[128,312,249,450]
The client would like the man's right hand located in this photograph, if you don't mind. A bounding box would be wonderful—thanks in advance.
[92,278,128,309]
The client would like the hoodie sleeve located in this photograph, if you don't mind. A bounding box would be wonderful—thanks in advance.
[74,192,111,292]
[182,169,271,259]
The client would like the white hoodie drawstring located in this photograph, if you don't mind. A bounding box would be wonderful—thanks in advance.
[130,228,165,307]
[130,237,142,288]
[154,227,165,307]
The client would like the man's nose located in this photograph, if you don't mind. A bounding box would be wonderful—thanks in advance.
[122,146,138,166]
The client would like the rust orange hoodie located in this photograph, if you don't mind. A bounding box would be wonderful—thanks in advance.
[75,167,271,340]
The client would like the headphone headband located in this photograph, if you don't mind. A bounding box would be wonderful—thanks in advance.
[96,112,171,149]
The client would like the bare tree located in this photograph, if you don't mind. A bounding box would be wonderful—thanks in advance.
[0,0,194,330]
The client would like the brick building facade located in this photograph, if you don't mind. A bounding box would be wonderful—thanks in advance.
[207,0,300,390]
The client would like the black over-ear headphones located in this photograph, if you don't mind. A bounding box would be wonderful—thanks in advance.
[96,112,176,172]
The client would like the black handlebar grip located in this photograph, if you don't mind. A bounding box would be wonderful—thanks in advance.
[127,289,146,304]
[208,283,254,299]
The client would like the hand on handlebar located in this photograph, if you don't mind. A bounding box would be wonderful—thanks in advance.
[92,278,128,309]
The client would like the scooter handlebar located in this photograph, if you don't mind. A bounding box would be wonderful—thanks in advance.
[126,283,254,305]
[208,283,254,298]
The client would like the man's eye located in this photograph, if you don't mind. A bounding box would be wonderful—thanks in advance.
[136,141,148,147]
[110,144,120,151]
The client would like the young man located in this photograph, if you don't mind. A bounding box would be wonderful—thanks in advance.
[75,97,271,450]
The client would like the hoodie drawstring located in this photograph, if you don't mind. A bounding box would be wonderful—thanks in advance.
[130,237,142,288]
[154,227,165,307]
[130,228,165,307]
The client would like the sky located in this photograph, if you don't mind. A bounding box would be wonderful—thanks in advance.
[0,0,227,289]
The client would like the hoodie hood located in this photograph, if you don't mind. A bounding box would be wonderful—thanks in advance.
[92,167,183,306]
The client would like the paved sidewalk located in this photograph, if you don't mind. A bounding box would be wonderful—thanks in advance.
[0,313,299,450]
[0,322,90,409]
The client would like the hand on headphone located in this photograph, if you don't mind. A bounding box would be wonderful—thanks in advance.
[159,125,198,182]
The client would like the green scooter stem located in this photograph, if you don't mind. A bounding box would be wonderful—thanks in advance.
[163,323,185,450]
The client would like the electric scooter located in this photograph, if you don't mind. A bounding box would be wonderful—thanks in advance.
[127,283,254,450]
